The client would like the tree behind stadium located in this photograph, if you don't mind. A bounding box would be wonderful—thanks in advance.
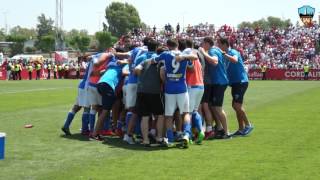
[95,31,117,51]
[35,14,55,53]
[105,2,142,37]
[5,26,36,56]
[66,29,91,53]
[5,35,27,56]
[238,16,292,30]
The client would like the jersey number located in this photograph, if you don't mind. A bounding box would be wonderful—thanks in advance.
[171,59,180,73]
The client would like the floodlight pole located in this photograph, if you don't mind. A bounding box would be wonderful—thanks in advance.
[2,11,8,35]
[55,0,64,51]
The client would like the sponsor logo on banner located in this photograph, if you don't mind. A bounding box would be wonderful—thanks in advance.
[285,70,320,78]
[248,69,320,80]
[284,71,304,78]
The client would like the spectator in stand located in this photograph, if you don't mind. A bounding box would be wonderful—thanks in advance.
[58,64,63,79]
[11,62,16,80]
[6,62,12,81]
[47,63,52,79]
[260,64,267,80]
[75,63,80,79]
[64,64,70,79]
[53,63,58,79]
[27,63,33,80]
[15,62,22,80]
[304,63,310,80]
[36,63,41,80]
[176,23,180,34]
[153,25,156,35]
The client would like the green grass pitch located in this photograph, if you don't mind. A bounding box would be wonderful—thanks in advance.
[0,80,320,180]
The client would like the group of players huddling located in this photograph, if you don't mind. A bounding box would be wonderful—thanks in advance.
[61,35,253,148]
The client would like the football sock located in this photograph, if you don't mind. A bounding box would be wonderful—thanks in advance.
[167,128,174,143]
[89,109,96,132]
[103,113,111,130]
[183,122,192,139]
[192,112,203,133]
[81,112,89,132]
[125,112,132,132]
[134,117,141,136]
[63,112,75,129]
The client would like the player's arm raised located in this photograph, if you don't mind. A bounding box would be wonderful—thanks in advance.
[175,54,198,62]
[222,50,238,63]
[143,54,163,65]
[93,53,113,67]
[198,47,218,65]
[117,59,129,65]
[114,51,131,59]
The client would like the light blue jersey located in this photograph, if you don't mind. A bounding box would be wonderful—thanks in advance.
[98,56,123,91]
[225,49,249,84]
[209,47,229,85]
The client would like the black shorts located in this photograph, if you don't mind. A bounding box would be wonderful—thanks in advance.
[231,82,248,104]
[136,93,164,117]
[211,84,227,107]
[201,84,213,103]
[97,83,116,110]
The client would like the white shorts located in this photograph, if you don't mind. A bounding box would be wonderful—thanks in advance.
[188,86,204,112]
[77,88,89,107]
[125,83,137,109]
[87,86,102,106]
[165,92,189,116]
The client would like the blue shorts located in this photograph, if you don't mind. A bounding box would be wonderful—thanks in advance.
[97,83,116,110]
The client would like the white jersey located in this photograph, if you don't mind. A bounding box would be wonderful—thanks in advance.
[79,60,93,90]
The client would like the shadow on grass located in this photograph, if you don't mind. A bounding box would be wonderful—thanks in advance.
[60,133,185,151]
[60,133,90,141]
[102,136,171,151]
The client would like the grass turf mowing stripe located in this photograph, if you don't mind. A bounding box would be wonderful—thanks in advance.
[0,87,74,95]
[42,86,320,180]
[0,81,319,180]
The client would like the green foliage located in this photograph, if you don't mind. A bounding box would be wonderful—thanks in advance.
[95,31,117,51]
[0,28,6,41]
[140,22,150,32]
[65,29,91,52]
[105,2,141,37]
[37,35,55,53]
[36,14,54,37]
[10,26,37,40]
[74,36,90,52]
[5,35,27,56]
[238,16,292,30]
[24,47,36,53]
[35,14,55,52]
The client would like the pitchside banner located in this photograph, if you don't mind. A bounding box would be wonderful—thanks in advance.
[0,68,85,80]
[0,66,5,80]
[248,69,320,80]
[1,68,319,80]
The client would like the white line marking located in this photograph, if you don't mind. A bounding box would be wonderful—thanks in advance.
[0,87,74,94]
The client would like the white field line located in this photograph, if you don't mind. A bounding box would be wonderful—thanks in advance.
[0,87,74,94]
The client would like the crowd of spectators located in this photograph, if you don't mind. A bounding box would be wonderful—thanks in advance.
[2,23,320,73]
[123,23,320,70]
